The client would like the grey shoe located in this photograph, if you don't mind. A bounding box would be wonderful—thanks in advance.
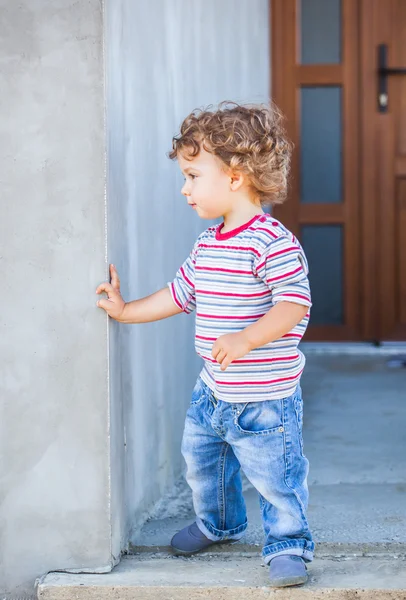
[269,555,308,587]
[171,522,227,556]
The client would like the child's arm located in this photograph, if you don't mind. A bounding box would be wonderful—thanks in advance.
[212,235,311,371]
[212,301,308,370]
[96,264,182,323]
[244,301,308,347]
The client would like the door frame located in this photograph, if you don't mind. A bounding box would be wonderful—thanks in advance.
[270,0,362,341]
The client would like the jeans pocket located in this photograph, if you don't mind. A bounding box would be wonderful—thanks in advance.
[232,400,284,435]
[190,377,205,405]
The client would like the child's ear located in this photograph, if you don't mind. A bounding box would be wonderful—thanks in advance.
[229,171,244,192]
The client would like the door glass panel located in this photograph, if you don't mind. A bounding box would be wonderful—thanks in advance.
[300,0,341,64]
[300,86,342,203]
[301,225,343,325]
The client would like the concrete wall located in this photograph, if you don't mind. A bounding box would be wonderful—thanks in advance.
[0,0,270,596]
[0,1,111,598]
[104,0,271,546]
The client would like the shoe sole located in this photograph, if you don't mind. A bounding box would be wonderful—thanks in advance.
[171,539,240,556]
[269,574,308,588]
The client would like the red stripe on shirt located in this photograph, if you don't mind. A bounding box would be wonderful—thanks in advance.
[201,354,299,365]
[196,289,270,299]
[196,312,266,320]
[267,266,302,284]
[276,293,310,302]
[256,247,297,271]
[215,370,303,385]
[180,266,193,288]
[255,226,278,239]
[170,283,183,310]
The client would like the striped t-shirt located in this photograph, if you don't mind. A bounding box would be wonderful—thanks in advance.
[168,213,311,403]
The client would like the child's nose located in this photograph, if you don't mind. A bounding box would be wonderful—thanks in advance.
[181,183,190,197]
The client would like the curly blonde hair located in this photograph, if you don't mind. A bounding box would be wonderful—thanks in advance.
[168,101,293,206]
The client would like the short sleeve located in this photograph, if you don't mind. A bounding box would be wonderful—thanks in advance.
[167,242,198,314]
[254,235,312,307]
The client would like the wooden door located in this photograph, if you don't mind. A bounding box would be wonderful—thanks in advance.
[271,0,406,342]
[360,0,406,341]
[271,0,360,341]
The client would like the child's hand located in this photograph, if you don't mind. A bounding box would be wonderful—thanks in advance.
[212,332,252,371]
[96,264,126,321]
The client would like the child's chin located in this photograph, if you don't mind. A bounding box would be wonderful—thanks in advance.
[196,210,212,219]
[198,209,222,220]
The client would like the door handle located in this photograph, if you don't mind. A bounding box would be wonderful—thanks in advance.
[377,44,406,112]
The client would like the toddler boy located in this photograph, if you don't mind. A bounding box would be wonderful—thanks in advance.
[96,101,314,587]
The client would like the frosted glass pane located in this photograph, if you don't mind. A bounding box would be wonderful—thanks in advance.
[300,87,342,204]
[301,0,341,64]
[301,226,343,325]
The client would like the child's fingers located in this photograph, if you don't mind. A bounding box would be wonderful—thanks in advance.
[220,357,231,371]
[110,264,121,290]
[215,349,227,364]
[96,298,111,310]
[96,282,114,296]
[212,341,222,359]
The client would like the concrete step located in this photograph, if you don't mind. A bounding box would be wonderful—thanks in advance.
[37,552,406,599]
[37,354,406,599]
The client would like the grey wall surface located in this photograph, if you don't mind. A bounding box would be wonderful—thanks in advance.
[105,0,271,546]
[0,1,112,598]
[0,0,270,596]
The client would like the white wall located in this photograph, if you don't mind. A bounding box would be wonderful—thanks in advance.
[105,0,271,546]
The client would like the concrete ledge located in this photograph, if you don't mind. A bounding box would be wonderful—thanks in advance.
[301,342,406,355]
[37,554,406,599]
[128,542,406,557]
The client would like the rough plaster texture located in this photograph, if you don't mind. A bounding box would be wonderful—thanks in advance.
[104,0,270,549]
[0,1,110,598]
[0,0,270,597]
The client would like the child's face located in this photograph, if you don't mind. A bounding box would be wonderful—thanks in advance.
[178,147,235,220]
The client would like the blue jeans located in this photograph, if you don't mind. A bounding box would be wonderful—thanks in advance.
[181,377,314,564]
